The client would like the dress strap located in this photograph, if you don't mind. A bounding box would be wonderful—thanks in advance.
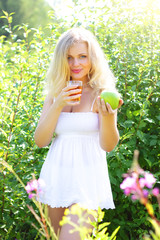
[90,96,97,112]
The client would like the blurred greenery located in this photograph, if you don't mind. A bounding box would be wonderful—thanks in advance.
[0,0,160,239]
[0,0,52,38]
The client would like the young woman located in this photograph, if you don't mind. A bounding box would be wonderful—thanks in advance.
[34,28,123,240]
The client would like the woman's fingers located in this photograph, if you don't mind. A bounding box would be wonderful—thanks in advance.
[118,99,123,108]
[106,102,115,114]
[63,85,81,93]
[63,86,81,96]
[64,93,82,102]
[97,96,102,110]
[101,98,108,112]
[60,85,82,105]
[97,96,120,115]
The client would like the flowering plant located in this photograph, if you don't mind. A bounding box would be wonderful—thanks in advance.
[60,204,120,240]
[120,150,160,239]
[1,160,120,239]
[0,160,57,239]
[25,177,45,199]
[24,175,58,240]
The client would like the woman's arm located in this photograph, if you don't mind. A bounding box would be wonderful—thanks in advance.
[34,95,63,148]
[97,97,123,152]
[34,85,82,148]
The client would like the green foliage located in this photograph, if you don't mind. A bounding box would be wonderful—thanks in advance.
[0,0,52,38]
[143,218,160,240]
[0,0,160,239]
[60,205,120,239]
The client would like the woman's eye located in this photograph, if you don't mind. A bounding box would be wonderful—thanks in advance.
[80,55,86,58]
[67,56,72,60]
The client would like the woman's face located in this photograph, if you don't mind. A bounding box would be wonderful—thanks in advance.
[67,42,91,83]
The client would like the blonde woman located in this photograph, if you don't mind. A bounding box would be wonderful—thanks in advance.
[34,28,123,240]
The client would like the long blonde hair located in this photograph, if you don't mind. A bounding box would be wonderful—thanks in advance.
[46,28,117,97]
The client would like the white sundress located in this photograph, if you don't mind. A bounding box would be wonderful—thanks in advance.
[39,103,115,210]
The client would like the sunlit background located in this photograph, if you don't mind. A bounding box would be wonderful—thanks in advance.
[46,0,160,20]
[0,0,160,239]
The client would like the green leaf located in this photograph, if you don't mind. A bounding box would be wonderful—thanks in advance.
[109,226,120,240]
[0,128,7,138]
[98,222,110,231]
[2,10,9,17]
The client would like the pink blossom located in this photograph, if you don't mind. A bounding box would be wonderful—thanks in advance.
[120,152,158,208]
[25,183,33,193]
[152,188,160,197]
[139,178,146,188]
[25,179,38,193]
[25,178,45,198]
[28,193,35,199]
[124,188,132,195]
[131,194,139,201]
[120,176,141,199]
[142,189,149,197]
[120,176,137,191]
[139,173,156,189]
[143,173,156,188]
[120,172,157,200]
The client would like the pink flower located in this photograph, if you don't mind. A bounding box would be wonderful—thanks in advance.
[139,173,156,189]
[25,183,32,193]
[131,194,139,201]
[25,178,45,198]
[142,189,149,197]
[120,176,140,198]
[120,172,156,201]
[120,176,137,191]
[152,188,160,197]
[120,151,159,210]
[28,193,35,199]
[143,173,156,188]
[139,178,146,188]
[25,179,38,193]
[124,188,132,195]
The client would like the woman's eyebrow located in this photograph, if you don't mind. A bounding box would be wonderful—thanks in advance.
[67,53,87,56]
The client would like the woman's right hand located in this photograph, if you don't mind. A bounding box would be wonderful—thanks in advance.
[55,85,82,108]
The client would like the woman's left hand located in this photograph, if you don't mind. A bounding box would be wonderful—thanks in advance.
[97,96,123,116]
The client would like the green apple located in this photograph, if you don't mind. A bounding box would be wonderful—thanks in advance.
[100,91,120,110]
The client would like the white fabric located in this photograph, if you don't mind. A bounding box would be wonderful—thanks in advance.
[39,112,115,210]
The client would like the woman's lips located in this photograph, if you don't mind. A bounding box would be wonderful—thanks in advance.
[72,69,82,73]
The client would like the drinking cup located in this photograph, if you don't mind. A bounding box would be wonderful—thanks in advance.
[67,80,83,103]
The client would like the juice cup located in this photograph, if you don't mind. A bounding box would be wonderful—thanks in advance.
[67,80,83,103]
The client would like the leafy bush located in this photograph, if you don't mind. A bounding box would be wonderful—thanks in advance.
[0,1,160,239]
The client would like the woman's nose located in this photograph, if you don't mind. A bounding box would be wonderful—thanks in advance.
[73,58,79,66]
